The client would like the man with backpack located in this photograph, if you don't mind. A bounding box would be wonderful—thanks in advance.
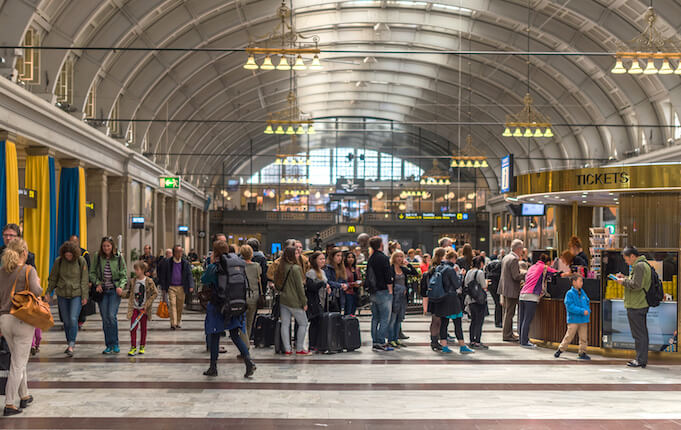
[485,259,503,328]
[615,246,658,368]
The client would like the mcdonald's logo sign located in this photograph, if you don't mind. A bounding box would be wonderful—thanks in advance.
[347,225,356,233]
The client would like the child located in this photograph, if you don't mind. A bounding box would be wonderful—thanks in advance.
[125,261,158,356]
[554,273,591,360]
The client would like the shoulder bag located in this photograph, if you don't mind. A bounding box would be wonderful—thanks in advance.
[10,266,55,331]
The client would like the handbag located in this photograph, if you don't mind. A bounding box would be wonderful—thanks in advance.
[10,266,55,331]
[272,268,291,319]
[156,291,170,318]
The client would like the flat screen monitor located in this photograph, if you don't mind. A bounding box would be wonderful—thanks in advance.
[521,203,546,216]
[131,216,145,229]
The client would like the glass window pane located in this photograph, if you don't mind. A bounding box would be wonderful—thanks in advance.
[333,147,354,182]
[309,148,331,185]
[357,149,378,180]
[380,153,401,180]
[403,161,422,180]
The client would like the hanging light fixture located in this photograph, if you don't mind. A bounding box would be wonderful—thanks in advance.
[243,1,322,72]
[264,124,274,134]
[263,92,316,135]
[611,7,681,76]
[295,125,305,134]
[275,125,285,134]
[451,135,489,169]
[420,160,451,186]
[502,127,512,137]
[502,94,552,139]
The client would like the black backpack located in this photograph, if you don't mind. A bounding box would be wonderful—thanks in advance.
[215,253,249,319]
[645,263,664,308]
[466,269,488,305]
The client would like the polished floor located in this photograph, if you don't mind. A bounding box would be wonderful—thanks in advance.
[4,298,681,429]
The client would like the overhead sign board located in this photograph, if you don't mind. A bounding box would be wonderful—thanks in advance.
[500,154,514,194]
[398,212,470,221]
[160,176,181,189]
[131,216,145,229]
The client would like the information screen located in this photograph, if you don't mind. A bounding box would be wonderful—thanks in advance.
[521,203,545,216]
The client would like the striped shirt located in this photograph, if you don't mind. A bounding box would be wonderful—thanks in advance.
[103,260,114,290]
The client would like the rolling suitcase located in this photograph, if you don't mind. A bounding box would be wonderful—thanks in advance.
[318,296,344,354]
[0,337,10,395]
[341,315,361,351]
[253,315,276,348]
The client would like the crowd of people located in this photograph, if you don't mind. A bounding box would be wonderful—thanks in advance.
[0,224,657,415]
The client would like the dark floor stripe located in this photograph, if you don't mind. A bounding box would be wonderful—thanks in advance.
[29,356,638,365]
[24,380,681,391]
[2,418,680,430]
[37,340,511,347]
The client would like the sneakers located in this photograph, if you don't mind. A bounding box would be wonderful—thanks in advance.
[113,345,120,354]
[578,353,591,361]
[383,344,394,352]
[441,346,453,353]
[65,347,74,357]
[389,341,400,349]
[372,344,385,351]
[398,331,409,340]
[296,350,311,355]
[138,346,145,355]
[102,347,114,355]
[470,342,489,350]
[447,336,457,343]
[284,351,293,356]
[128,347,138,356]
[554,350,562,358]
[459,345,475,354]
[520,342,537,349]
[627,360,646,368]
[396,340,407,347]
[30,347,37,356]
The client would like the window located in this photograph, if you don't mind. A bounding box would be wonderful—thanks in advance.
[379,153,401,180]
[357,149,378,180]
[403,160,421,180]
[108,97,120,137]
[333,148,354,182]
[674,112,681,141]
[85,85,96,119]
[55,58,74,105]
[126,123,134,146]
[16,28,40,84]
[309,149,331,185]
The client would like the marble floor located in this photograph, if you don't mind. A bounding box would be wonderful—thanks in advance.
[3,299,681,429]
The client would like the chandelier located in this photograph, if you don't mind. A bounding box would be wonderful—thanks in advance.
[243,1,322,72]
[264,92,316,135]
[451,135,489,168]
[274,155,311,166]
[611,7,681,75]
[501,93,553,138]
[419,160,451,186]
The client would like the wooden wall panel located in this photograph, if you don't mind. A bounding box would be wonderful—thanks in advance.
[529,299,601,347]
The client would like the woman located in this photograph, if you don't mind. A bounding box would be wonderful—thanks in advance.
[421,248,474,355]
[343,251,361,316]
[0,238,41,416]
[519,254,562,348]
[456,243,474,273]
[388,250,417,348]
[201,240,256,377]
[420,254,431,275]
[464,256,488,349]
[406,249,416,263]
[306,251,329,352]
[553,250,574,273]
[46,241,89,357]
[275,246,309,355]
[323,248,347,313]
[239,244,262,350]
[89,236,127,355]
[569,236,589,268]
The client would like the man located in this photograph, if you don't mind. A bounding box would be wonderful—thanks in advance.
[353,246,365,264]
[480,251,491,267]
[615,247,651,368]
[485,258,503,328]
[205,233,227,268]
[188,249,199,262]
[70,235,90,268]
[324,242,336,258]
[367,236,394,352]
[438,237,454,249]
[1,224,36,267]
[158,245,195,330]
[357,233,370,262]
[498,249,506,260]
[499,239,526,342]
[247,238,269,289]
[139,244,156,278]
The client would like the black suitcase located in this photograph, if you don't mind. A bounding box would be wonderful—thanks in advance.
[342,315,361,351]
[0,337,10,395]
[318,312,343,353]
[253,315,276,348]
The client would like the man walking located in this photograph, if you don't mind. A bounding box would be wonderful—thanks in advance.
[366,236,394,351]
[499,239,526,342]
[158,245,194,330]
[615,247,651,368]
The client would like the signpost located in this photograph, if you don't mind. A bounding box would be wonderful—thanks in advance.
[397,212,470,221]
[160,176,181,189]
[500,154,514,194]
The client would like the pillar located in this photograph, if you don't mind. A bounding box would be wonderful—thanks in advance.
[619,192,681,249]
[155,191,166,254]
[86,169,108,253]
[165,195,176,248]
[107,176,129,260]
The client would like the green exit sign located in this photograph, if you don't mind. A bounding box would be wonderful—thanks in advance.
[160,176,180,189]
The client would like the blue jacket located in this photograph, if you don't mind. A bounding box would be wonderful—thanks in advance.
[564,286,590,324]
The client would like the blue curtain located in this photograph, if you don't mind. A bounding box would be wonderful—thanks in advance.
[49,158,58,270]
[0,141,6,246]
[57,167,80,248]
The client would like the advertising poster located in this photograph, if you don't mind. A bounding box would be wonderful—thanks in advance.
[603,300,677,351]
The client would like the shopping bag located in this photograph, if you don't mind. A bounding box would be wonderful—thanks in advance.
[156,301,169,319]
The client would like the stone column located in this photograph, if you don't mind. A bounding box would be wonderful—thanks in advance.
[166,195,176,248]
[86,169,108,254]
[107,176,130,260]
[155,191,166,254]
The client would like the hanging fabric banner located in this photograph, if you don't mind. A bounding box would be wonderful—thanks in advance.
[57,167,80,247]
[0,140,20,246]
[78,167,87,249]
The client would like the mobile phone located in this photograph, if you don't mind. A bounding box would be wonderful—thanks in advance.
[608,274,619,281]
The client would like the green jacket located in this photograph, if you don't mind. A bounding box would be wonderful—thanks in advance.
[89,252,128,289]
[275,263,307,309]
[622,255,651,309]
[47,256,89,299]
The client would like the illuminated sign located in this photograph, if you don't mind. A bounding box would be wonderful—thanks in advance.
[178,225,189,235]
[500,154,514,194]
[18,188,37,208]
[131,216,145,229]
[347,225,356,233]
[160,176,181,189]
[398,212,471,221]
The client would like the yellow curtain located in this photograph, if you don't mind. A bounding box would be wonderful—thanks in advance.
[4,141,19,224]
[24,155,51,286]
[78,167,87,249]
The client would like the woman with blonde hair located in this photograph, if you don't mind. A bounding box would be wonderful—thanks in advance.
[388,250,417,347]
[0,238,43,415]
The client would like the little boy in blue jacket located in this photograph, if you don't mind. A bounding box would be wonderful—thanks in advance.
[554,274,591,360]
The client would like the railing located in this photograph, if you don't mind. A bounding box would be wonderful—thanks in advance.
[215,210,486,224]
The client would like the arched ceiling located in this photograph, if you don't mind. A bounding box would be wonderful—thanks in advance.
[3,0,681,193]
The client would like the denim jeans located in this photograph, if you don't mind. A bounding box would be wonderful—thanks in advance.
[370,289,393,345]
[343,291,357,316]
[388,285,407,342]
[209,328,249,365]
[100,289,121,348]
[281,304,309,352]
[518,300,538,346]
[58,296,82,347]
